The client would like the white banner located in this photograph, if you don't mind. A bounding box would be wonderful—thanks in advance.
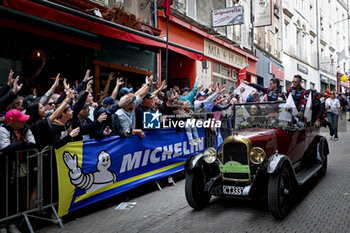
[212,6,244,27]
[254,0,272,27]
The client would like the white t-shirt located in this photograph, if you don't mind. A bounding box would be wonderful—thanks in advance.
[325,98,340,115]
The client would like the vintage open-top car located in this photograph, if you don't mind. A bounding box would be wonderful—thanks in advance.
[185,101,329,219]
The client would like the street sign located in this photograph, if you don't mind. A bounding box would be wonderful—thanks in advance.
[212,6,244,27]
[254,0,272,27]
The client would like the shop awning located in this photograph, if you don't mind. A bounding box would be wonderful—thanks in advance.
[2,0,204,61]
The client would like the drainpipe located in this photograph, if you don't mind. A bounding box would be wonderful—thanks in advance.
[154,0,158,28]
[316,0,320,70]
[250,0,254,55]
[154,0,158,86]
[316,0,321,91]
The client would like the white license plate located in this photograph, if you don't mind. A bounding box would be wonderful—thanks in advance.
[223,185,244,195]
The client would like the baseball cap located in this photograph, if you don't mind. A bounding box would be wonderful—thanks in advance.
[144,92,154,99]
[23,95,38,109]
[102,96,116,106]
[5,109,30,123]
[197,92,209,98]
[118,87,133,99]
[180,87,190,95]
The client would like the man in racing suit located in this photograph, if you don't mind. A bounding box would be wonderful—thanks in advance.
[244,78,284,101]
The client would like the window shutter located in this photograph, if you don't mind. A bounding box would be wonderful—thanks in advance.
[241,1,249,48]
[186,0,197,20]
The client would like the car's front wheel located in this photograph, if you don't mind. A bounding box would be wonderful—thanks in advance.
[185,169,211,210]
[268,165,293,219]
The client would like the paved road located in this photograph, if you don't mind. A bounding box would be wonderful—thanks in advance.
[39,116,350,233]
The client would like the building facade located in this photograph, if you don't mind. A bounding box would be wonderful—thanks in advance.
[254,0,284,89]
[281,0,350,93]
[160,0,258,91]
[281,0,320,91]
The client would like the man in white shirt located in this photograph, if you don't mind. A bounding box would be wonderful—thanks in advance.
[325,91,342,141]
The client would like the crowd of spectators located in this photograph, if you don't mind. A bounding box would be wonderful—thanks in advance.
[1,68,350,232]
[2,69,350,150]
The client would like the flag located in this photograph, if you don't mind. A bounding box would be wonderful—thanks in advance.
[161,0,171,18]
[341,74,349,83]
[286,93,298,116]
[337,49,348,62]
[304,93,312,122]
[278,93,298,122]
[238,67,247,85]
[217,128,223,150]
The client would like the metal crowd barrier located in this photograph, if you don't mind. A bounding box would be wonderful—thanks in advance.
[0,146,63,233]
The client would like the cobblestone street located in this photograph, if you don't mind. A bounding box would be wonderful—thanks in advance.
[39,116,350,233]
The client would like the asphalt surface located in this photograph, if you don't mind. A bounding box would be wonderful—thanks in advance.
[37,114,350,233]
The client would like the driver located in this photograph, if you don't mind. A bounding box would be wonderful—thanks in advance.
[247,104,266,125]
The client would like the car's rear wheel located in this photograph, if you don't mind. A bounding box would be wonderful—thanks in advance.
[268,165,293,219]
[185,169,211,210]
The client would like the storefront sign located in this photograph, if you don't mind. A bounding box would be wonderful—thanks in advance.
[212,6,244,27]
[320,74,329,83]
[204,39,245,69]
[268,63,284,80]
[297,63,308,74]
[254,0,272,27]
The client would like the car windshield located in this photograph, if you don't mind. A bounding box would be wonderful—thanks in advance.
[233,101,296,130]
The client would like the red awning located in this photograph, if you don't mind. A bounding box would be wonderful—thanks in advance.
[3,0,204,61]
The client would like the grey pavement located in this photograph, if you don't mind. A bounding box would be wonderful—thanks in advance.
[38,113,350,233]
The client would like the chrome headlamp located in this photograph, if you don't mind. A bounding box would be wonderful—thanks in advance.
[203,147,217,164]
[250,147,266,164]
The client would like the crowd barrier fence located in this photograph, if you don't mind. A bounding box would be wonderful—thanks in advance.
[0,116,234,232]
[0,146,63,233]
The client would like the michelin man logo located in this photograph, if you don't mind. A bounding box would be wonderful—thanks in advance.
[143,110,162,129]
[63,150,117,193]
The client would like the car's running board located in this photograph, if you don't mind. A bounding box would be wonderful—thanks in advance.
[295,163,322,185]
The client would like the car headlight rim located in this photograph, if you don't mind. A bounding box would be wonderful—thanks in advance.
[203,147,217,164]
[250,147,266,164]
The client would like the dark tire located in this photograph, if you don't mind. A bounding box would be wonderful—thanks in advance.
[317,157,327,177]
[185,169,211,210]
[268,166,293,219]
[317,139,328,177]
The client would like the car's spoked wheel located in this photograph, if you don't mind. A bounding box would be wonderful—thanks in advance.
[185,169,211,210]
[268,166,293,219]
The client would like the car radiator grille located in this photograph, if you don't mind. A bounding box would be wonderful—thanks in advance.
[222,142,249,180]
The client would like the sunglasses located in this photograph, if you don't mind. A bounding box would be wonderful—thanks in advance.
[47,102,55,106]
[330,93,335,95]
[292,81,298,83]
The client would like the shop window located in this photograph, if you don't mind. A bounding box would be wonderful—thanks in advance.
[301,79,306,88]
[213,62,220,73]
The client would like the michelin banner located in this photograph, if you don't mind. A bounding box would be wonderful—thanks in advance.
[55,128,204,217]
